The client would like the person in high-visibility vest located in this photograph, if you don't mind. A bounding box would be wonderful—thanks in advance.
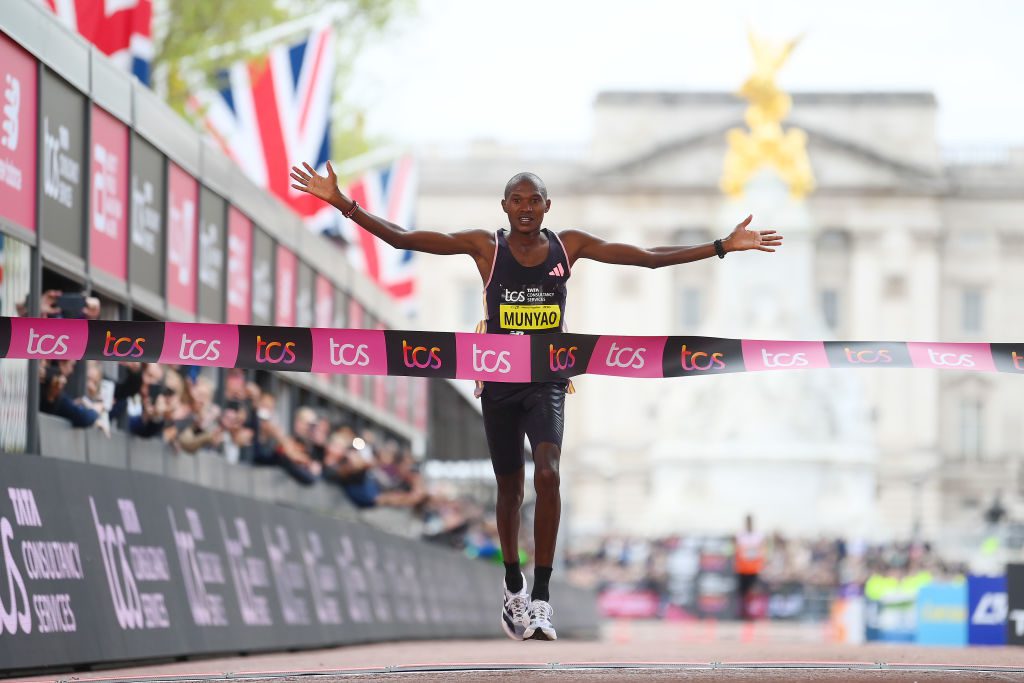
[735,514,766,619]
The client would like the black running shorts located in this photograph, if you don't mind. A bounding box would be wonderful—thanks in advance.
[481,381,566,476]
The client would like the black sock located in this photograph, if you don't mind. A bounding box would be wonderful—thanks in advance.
[531,566,553,603]
[504,562,523,593]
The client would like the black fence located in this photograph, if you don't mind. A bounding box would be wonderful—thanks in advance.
[0,453,598,674]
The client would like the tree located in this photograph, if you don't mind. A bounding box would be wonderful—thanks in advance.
[152,0,411,162]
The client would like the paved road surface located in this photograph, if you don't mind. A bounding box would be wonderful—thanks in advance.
[8,621,1024,682]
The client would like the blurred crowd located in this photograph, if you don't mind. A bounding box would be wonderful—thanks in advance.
[564,534,968,598]
[29,289,456,515]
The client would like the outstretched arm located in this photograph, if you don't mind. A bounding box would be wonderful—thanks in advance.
[290,161,491,258]
[560,215,783,268]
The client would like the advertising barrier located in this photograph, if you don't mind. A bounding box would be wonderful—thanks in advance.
[0,454,598,674]
[3,317,1023,381]
[916,582,968,646]
[968,575,1008,646]
[1007,564,1024,646]
[865,595,917,643]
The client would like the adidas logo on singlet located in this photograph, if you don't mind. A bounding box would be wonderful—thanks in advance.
[548,263,565,277]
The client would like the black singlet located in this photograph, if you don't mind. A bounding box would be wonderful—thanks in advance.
[483,228,570,336]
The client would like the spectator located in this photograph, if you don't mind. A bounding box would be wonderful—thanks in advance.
[323,427,378,508]
[218,401,254,464]
[373,444,428,507]
[251,392,321,485]
[38,359,100,429]
[292,407,325,462]
[159,368,189,445]
[117,363,170,439]
[18,289,101,319]
[219,369,255,464]
[323,428,426,509]
[82,360,111,436]
[176,376,223,454]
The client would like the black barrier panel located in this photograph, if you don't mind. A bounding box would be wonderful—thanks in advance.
[0,454,599,673]
[530,333,597,381]
[663,336,745,377]
[129,134,166,297]
[198,187,226,322]
[1008,563,1024,645]
[251,228,275,327]
[38,70,86,262]
[39,70,87,258]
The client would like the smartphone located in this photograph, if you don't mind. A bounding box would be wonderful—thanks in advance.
[56,293,87,319]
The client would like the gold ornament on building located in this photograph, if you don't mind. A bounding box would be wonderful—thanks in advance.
[720,32,816,199]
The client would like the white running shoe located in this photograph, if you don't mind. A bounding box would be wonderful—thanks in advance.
[501,573,531,641]
[523,599,557,641]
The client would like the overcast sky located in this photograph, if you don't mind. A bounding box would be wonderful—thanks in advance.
[347,0,1024,150]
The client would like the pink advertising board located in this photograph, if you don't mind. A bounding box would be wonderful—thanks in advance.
[225,207,252,325]
[313,275,334,382]
[374,323,387,410]
[89,105,128,279]
[275,245,296,327]
[166,162,198,313]
[0,33,37,232]
[395,374,410,423]
[347,299,363,396]
[314,275,333,328]
[412,377,428,431]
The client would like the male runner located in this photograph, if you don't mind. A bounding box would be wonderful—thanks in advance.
[290,161,783,640]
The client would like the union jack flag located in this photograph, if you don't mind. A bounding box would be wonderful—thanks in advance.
[190,26,337,234]
[190,26,417,314]
[341,155,418,308]
[42,0,153,85]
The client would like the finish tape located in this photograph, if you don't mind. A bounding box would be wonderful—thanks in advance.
[4,317,1022,380]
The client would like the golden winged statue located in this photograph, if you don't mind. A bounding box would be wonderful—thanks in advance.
[720,31,816,199]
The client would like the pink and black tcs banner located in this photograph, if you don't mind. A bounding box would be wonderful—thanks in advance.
[4,317,1022,379]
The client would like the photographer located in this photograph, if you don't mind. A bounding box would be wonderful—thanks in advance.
[18,289,101,319]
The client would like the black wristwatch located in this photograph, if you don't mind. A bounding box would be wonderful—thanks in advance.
[714,238,726,259]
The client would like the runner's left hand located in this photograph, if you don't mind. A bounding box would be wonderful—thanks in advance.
[725,215,784,253]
